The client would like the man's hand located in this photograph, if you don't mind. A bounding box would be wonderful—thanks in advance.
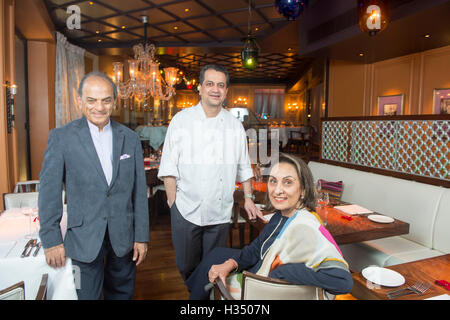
[243,198,264,221]
[163,177,177,208]
[44,243,66,268]
[133,242,148,266]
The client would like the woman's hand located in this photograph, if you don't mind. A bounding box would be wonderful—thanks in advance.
[208,259,238,284]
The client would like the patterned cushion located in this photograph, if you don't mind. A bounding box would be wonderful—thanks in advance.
[319,179,343,202]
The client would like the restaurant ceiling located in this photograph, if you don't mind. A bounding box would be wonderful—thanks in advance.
[43,0,450,85]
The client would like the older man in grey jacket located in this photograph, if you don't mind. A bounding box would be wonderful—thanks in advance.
[38,72,149,300]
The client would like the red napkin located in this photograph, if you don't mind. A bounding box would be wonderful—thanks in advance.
[435,280,450,290]
[341,215,353,221]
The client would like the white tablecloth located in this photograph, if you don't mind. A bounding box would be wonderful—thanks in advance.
[135,125,168,150]
[0,208,77,300]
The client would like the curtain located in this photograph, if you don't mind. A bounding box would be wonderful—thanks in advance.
[55,31,85,128]
[254,89,284,119]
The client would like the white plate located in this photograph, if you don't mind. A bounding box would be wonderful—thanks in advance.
[368,214,394,223]
[362,266,405,287]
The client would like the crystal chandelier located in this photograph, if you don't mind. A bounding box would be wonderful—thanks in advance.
[112,16,178,103]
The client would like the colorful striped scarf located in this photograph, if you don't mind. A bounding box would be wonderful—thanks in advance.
[256,208,348,275]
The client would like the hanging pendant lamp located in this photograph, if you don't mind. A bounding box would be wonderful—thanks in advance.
[241,0,260,70]
[275,0,308,21]
[358,0,389,36]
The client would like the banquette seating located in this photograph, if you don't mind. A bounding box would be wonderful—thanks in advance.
[308,161,449,272]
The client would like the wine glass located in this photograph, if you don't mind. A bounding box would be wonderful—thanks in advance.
[315,180,322,194]
[317,192,330,226]
[21,201,38,239]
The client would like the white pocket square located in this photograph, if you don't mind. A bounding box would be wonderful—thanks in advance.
[120,154,131,160]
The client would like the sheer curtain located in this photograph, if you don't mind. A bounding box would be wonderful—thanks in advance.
[55,31,85,128]
[254,89,284,119]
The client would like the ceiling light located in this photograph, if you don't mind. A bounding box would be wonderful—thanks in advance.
[424,34,431,38]
[359,53,364,56]
[275,0,308,21]
[112,15,178,105]
[241,0,260,70]
[358,0,389,36]
[241,36,259,70]
[95,30,100,34]
[121,26,126,29]
[98,39,102,42]
[89,1,93,5]
[173,26,179,30]
[185,8,190,12]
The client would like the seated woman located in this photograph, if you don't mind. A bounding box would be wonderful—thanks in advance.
[186,153,353,300]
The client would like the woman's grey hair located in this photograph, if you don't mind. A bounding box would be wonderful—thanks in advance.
[199,64,230,87]
[78,71,117,100]
[264,153,317,212]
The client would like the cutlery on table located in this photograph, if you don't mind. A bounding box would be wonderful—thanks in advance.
[20,239,34,258]
[22,239,37,258]
[386,281,424,296]
[33,242,42,257]
[387,281,431,299]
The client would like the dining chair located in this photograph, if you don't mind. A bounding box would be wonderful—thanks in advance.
[229,192,246,248]
[229,190,266,248]
[3,191,65,209]
[285,128,303,153]
[140,140,151,157]
[0,281,25,300]
[213,271,335,300]
[14,180,40,193]
[3,192,39,209]
[0,273,48,300]
[285,126,314,155]
[35,274,48,300]
[299,125,314,155]
[146,168,165,227]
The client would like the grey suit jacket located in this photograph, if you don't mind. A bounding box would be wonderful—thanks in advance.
[38,116,149,263]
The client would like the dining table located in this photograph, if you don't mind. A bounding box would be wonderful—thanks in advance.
[351,254,450,300]
[0,207,78,300]
[239,201,410,246]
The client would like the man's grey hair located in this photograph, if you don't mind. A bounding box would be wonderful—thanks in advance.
[199,64,230,87]
[78,71,117,100]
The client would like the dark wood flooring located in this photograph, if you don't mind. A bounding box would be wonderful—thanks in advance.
[133,211,189,300]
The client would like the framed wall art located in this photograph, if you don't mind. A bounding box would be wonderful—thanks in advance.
[433,88,450,115]
[378,94,404,116]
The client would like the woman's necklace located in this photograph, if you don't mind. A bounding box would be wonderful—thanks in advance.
[260,217,283,260]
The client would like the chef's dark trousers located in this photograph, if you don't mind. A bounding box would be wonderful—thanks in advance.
[170,202,229,282]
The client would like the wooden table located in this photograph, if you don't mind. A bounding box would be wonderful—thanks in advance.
[351,254,450,300]
[240,204,410,245]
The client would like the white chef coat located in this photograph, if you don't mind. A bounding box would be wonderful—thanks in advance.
[158,103,253,226]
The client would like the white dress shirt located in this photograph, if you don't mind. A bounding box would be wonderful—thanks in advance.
[87,120,113,185]
[158,103,253,226]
